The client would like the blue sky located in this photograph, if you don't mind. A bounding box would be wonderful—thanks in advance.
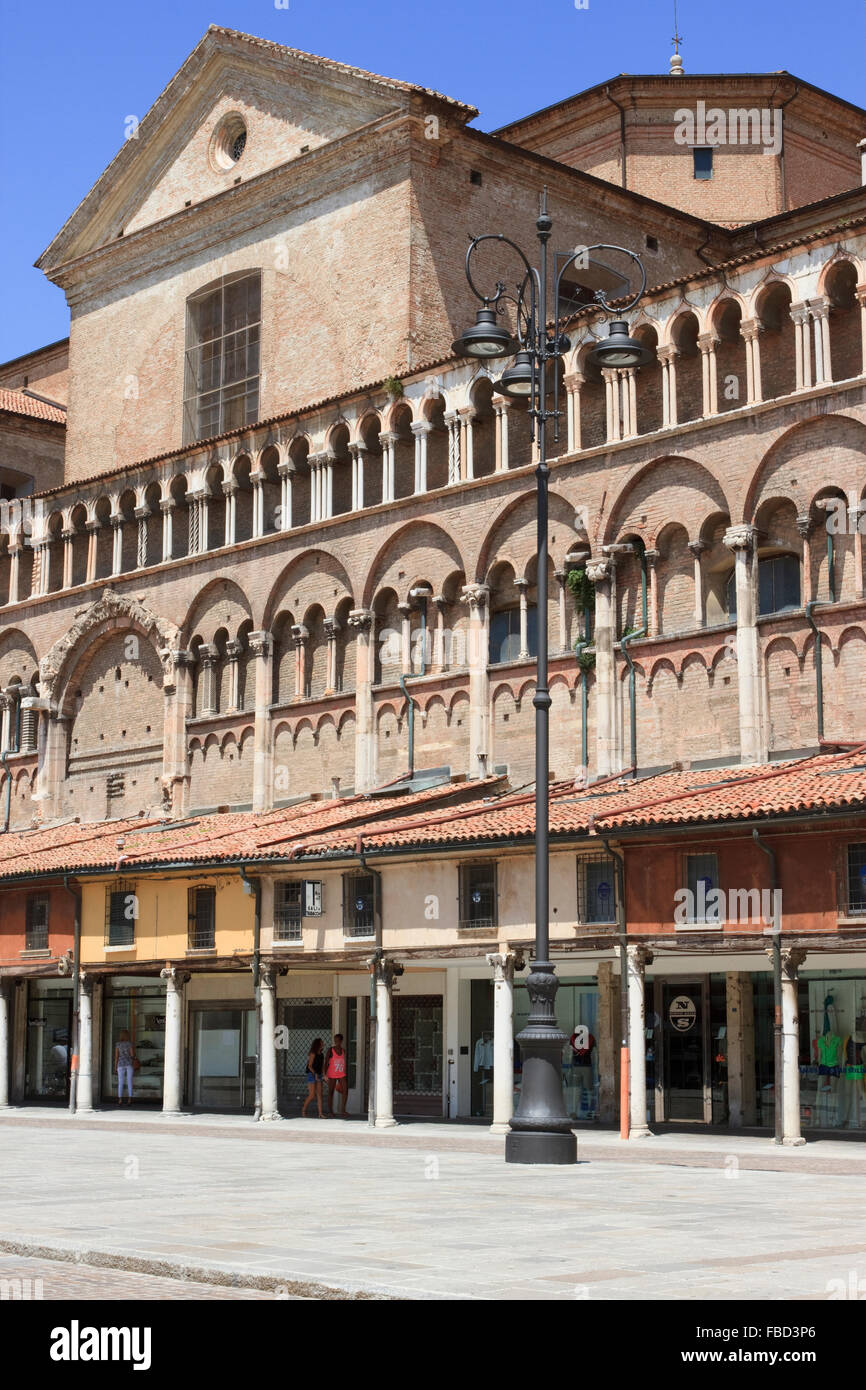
[2,0,865,363]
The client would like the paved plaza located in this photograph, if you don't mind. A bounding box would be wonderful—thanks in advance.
[0,1111,864,1300]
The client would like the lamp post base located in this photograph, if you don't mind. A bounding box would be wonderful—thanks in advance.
[505,1129,577,1165]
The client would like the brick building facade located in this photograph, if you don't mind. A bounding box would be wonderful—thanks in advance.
[1,28,865,1133]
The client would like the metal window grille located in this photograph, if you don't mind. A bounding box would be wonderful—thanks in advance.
[395,996,443,1097]
[278,1000,332,1107]
[343,872,376,938]
[577,855,617,925]
[105,880,136,946]
[182,272,261,445]
[685,853,720,924]
[187,886,216,949]
[274,881,302,941]
[845,842,866,916]
[25,895,49,950]
[459,863,497,931]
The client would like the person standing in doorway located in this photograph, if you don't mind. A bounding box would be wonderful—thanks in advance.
[325,1034,349,1117]
[301,1037,325,1117]
[115,1030,137,1106]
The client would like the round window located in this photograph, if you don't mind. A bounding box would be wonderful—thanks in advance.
[210,114,248,173]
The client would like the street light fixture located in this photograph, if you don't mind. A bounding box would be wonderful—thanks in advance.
[453,197,648,1165]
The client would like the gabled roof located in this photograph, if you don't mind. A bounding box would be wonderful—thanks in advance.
[0,388,66,426]
[37,26,477,273]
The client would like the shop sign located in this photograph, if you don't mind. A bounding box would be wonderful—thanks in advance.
[669,995,697,1032]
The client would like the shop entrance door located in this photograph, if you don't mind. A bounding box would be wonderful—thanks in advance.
[661,980,709,1122]
[394,995,443,1116]
[25,994,72,1102]
[191,1008,256,1111]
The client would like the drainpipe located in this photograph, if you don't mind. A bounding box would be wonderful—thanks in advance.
[399,588,429,779]
[575,642,591,773]
[358,836,384,1127]
[2,698,21,834]
[600,836,629,1140]
[804,601,824,742]
[604,85,628,188]
[240,866,262,1120]
[617,543,647,777]
[753,829,783,1145]
[826,525,836,604]
[63,875,81,1113]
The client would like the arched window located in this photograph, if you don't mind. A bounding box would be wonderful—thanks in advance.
[727,554,800,619]
[183,271,261,444]
[489,606,537,664]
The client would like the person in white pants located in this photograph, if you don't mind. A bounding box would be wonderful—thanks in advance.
[114,1030,137,1105]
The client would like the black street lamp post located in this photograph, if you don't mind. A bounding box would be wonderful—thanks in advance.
[453,199,649,1164]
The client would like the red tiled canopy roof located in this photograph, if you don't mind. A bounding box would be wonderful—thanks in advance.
[0,388,66,425]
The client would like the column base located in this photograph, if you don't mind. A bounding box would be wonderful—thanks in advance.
[505,1130,577,1165]
[489,1122,511,1135]
[162,1108,182,1117]
[259,1109,280,1122]
[782,1136,806,1147]
[626,1124,654,1139]
[374,1116,398,1129]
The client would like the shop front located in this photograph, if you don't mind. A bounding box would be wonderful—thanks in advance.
[189,1003,256,1111]
[24,979,73,1103]
[101,975,166,1105]
[278,996,333,1112]
[394,994,443,1116]
[797,970,866,1133]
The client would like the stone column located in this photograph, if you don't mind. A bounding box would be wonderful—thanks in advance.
[349,609,375,792]
[561,372,583,453]
[462,583,490,777]
[110,517,123,575]
[658,346,678,427]
[198,643,219,716]
[291,624,309,699]
[378,434,396,503]
[596,960,621,1125]
[249,630,274,813]
[588,557,616,776]
[323,619,340,695]
[160,498,174,563]
[411,422,430,494]
[790,303,811,391]
[431,596,447,673]
[61,528,74,589]
[458,408,476,480]
[259,963,279,1121]
[134,506,149,568]
[32,541,48,596]
[160,967,184,1115]
[644,549,660,636]
[602,369,620,442]
[277,461,293,530]
[0,982,10,1107]
[796,514,815,605]
[76,975,94,1114]
[224,639,243,712]
[164,650,194,816]
[222,481,237,545]
[740,320,762,404]
[373,957,398,1128]
[626,945,653,1138]
[688,539,707,629]
[515,578,530,660]
[849,502,864,601]
[444,411,461,485]
[349,443,366,510]
[809,297,832,385]
[0,695,9,754]
[493,398,511,470]
[487,950,520,1134]
[723,524,764,763]
[698,332,719,416]
[856,284,866,377]
[7,541,21,602]
[398,602,412,675]
[779,947,807,1145]
[554,568,569,652]
[248,470,263,537]
[725,972,757,1127]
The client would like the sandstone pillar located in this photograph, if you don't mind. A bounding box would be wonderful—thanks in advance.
[724,524,764,763]
[487,950,519,1134]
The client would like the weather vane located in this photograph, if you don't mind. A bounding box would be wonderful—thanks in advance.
[672,0,682,54]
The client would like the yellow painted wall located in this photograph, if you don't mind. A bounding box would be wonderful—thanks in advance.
[79,872,255,965]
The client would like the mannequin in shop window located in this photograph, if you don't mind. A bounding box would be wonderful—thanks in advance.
[814,993,845,1126]
[473,1030,494,1113]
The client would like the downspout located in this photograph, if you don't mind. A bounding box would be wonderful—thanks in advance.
[63,874,81,1113]
[804,600,824,742]
[2,698,21,834]
[774,81,800,212]
[240,865,262,1120]
[604,85,628,188]
[575,642,591,773]
[399,590,428,779]
[753,829,783,1145]
[600,836,629,1140]
[357,836,383,1127]
[826,525,836,605]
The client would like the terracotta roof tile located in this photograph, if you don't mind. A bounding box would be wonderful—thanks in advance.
[0,389,66,425]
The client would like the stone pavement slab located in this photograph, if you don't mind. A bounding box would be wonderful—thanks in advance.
[0,1115,864,1300]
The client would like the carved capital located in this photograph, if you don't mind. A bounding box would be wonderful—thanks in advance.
[290,623,310,647]
[348,607,373,632]
[687,539,708,559]
[723,524,757,553]
[248,630,273,659]
[461,583,490,613]
[585,557,612,584]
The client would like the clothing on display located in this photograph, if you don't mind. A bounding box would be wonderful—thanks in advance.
[473,1035,494,1070]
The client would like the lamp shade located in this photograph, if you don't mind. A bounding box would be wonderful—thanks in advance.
[493,350,535,399]
[586,321,654,370]
[451,308,517,359]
